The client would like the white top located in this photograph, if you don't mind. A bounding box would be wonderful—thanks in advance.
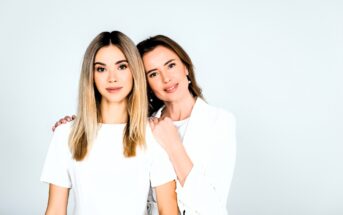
[41,122,176,215]
[173,117,190,141]
[149,98,237,215]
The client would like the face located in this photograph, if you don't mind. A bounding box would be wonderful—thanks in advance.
[142,45,190,103]
[93,45,133,104]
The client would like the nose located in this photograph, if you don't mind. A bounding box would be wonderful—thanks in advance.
[108,69,117,83]
[161,71,171,83]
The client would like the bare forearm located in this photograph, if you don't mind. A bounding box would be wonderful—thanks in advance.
[167,143,193,186]
[45,184,69,215]
[45,207,67,215]
[156,181,178,215]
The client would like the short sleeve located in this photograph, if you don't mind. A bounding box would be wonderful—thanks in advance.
[146,126,176,187]
[40,123,73,188]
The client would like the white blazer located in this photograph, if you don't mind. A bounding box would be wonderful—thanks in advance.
[154,98,237,215]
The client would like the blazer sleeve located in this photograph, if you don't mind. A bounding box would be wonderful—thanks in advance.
[176,111,237,215]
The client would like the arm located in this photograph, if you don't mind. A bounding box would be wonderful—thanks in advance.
[45,184,69,215]
[149,117,192,186]
[151,113,237,214]
[177,112,237,214]
[165,140,192,186]
[41,124,73,214]
[155,180,178,215]
[147,123,178,214]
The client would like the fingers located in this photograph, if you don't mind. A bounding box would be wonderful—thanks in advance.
[149,117,159,130]
[52,121,61,132]
[163,117,172,123]
[52,115,75,132]
[150,117,173,126]
[150,117,159,123]
[52,118,65,132]
[64,115,73,122]
[149,119,155,130]
[149,117,177,131]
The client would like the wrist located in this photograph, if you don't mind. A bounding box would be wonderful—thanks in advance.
[166,141,184,158]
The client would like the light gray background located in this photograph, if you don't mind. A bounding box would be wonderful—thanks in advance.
[0,0,342,214]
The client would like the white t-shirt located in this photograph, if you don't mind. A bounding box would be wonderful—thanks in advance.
[173,117,190,140]
[41,122,175,215]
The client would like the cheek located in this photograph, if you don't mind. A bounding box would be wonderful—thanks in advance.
[147,79,160,92]
[93,75,102,89]
[125,72,134,88]
[181,66,188,76]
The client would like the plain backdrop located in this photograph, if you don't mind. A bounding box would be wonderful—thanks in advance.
[0,0,342,214]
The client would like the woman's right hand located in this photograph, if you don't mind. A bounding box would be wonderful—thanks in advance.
[149,117,185,157]
[52,115,76,132]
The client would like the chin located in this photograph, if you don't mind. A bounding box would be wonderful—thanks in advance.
[103,96,126,103]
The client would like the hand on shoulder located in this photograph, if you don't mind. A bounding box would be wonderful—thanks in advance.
[52,115,76,132]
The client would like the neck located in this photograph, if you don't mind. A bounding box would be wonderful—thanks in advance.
[100,99,128,124]
[162,93,196,121]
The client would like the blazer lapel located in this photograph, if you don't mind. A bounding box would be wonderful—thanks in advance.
[182,98,210,150]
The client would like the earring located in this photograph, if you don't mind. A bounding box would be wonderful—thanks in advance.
[187,75,191,84]
[149,98,153,102]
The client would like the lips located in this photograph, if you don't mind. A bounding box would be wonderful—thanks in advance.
[164,83,178,93]
[106,87,122,93]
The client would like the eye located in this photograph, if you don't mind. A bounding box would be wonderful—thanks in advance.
[118,63,128,70]
[95,67,105,72]
[167,63,176,69]
[148,72,159,78]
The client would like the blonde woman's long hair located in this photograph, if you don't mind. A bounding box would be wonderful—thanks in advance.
[69,31,148,160]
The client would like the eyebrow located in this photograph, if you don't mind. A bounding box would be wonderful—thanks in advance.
[146,59,175,74]
[94,59,128,66]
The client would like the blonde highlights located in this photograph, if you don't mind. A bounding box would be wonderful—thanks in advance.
[69,31,147,160]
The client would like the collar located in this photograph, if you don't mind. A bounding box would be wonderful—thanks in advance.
[153,97,208,119]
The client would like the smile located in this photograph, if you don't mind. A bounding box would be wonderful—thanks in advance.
[164,84,178,93]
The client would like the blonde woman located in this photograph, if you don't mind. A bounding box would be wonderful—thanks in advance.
[41,31,178,215]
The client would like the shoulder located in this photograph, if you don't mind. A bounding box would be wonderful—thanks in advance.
[214,106,236,123]
[145,122,158,147]
[53,121,73,134]
[196,98,236,124]
[211,107,236,133]
[144,122,166,153]
[145,123,153,142]
[50,121,73,148]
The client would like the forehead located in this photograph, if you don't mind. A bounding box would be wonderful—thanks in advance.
[143,45,179,64]
[95,45,126,61]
